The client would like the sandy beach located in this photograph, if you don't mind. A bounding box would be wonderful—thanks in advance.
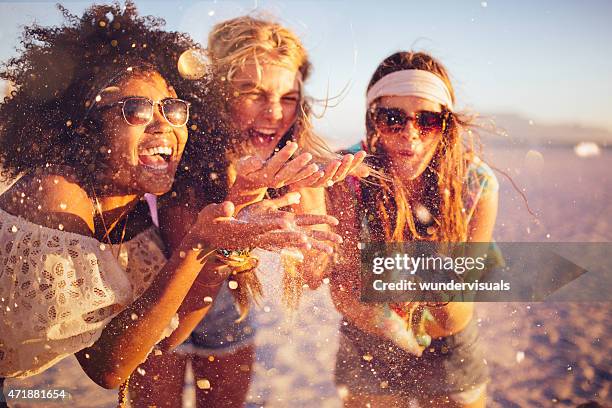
[2,145,611,407]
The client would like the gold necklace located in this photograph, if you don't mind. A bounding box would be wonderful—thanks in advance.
[90,185,132,407]
[90,185,131,259]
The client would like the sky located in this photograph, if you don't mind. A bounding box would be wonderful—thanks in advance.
[0,0,611,148]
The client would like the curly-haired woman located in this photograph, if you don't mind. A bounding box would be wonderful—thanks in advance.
[0,2,337,399]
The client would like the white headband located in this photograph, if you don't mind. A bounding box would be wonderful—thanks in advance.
[366,69,454,110]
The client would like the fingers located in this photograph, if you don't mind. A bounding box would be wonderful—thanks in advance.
[258,230,312,251]
[307,229,343,244]
[331,154,354,183]
[273,152,316,187]
[263,191,302,209]
[214,216,291,249]
[310,160,341,188]
[286,170,325,190]
[294,213,339,227]
[297,229,342,254]
[235,155,265,176]
[261,141,299,177]
[351,163,370,178]
[308,239,335,254]
[347,151,369,178]
[200,201,235,222]
[282,161,320,186]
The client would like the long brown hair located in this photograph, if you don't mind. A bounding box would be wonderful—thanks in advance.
[362,51,477,243]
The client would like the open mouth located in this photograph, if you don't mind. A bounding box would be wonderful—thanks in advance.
[248,128,278,146]
[138,144,175,172]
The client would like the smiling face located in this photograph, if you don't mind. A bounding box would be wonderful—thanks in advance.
[375,95,444,183]
[228,63,301,160]
[93,71,188,195]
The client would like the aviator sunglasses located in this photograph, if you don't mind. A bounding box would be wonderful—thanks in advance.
[96,96,191,127]
[370,106,449,135]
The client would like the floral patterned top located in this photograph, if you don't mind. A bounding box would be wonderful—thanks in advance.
[0,208,176,378]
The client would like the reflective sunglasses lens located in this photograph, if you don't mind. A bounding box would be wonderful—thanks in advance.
[123,98,152,126]
[417,111,445,131]
[375,107,407,134]
[163,99,189,126]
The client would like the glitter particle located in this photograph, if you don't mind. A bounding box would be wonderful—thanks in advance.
[196,379,211,390]
[228,280,238,290]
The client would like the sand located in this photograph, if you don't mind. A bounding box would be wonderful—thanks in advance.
[2,145,611,407]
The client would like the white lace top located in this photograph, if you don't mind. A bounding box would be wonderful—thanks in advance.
[0,207,174,378]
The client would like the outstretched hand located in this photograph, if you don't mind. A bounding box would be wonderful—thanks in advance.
[228,144,370,210]
[228,142,318,204]
[289,150,369,190]
[191,192,342,254]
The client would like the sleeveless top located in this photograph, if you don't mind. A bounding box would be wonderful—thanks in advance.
[0,207,175,378]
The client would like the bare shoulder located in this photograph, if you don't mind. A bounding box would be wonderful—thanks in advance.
[0,168,94,236]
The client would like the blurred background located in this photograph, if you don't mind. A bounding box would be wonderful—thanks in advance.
[1,1,610,407]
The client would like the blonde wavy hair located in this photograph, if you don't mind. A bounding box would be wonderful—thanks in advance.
[207,15,338,164]
[205,15,340,314]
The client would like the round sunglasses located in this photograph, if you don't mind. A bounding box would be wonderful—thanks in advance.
[370,106,449,135]
[96,97,191,127]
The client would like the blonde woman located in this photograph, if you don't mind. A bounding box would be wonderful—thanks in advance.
[130,16,367,407]
[329,52,498,407]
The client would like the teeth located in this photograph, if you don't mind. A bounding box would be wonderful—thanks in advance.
[140,146,173,156]
[143,163,168,170]
[254,129,276,136]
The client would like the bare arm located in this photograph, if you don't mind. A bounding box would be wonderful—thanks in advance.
[288,186,334,289]
[0,174,222,388]
[425,185,500,337]
[154,201,225,350]
[326,182,423,354]
[76,232,218,388]
[467,185,499,242]
[76,200,239,389]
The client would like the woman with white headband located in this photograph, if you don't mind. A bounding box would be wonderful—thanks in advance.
[328,51,499,407]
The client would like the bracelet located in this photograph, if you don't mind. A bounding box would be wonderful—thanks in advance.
[216,248,252,258]
[215,248,258,274]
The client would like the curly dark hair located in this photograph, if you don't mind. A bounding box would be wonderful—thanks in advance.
[0,1,228,201]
